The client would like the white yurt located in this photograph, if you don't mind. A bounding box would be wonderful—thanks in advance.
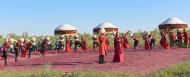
[54,24,77,35]
[93,22,118,34]
[159,17,188,31]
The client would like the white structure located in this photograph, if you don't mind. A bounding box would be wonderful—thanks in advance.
[159,17,188,31]
[54,24,77,35]
[93,22,118,34]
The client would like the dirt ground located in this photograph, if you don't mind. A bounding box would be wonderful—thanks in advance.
[1,47,190,74]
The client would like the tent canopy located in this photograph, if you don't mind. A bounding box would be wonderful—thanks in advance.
[55,24,76,31]
[94,22,118,29]
[160,17,187,25]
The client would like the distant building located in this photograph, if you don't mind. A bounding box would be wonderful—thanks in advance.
[159,17,188,32]
[54,24,77,35]
[93,22,118,34]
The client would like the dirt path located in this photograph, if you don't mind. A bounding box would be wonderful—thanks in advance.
[1,47,190,74]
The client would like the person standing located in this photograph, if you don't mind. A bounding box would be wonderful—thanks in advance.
[14,38,22,61]
[160,33,170,49]
[28,37,36,58]
[65,36,71,53]
[41,37,50,57]
[92,35,99,51]
[177,29,182,47]
[81,36,87,51]
[131,34,139,51]
[113,32,124,63]
[169,32,176,47]
[58,35,64,54]
[74,35,81,52]
[105,34,110,52]
[98,28,107,64]
[142,33,150,50]
[2,38,14,66]
[183,29,189,47]
[123,32,130,49]
[21,39,28,57]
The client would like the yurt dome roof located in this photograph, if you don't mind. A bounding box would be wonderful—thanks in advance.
[94,22,118,29]
[55,24,76,31]
[160,17,187,25]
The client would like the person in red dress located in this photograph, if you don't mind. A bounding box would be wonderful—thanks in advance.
[177,29,182,47]
[65,36,71,53]
[160,33,170,49]
[123,32,130,49]
[28,37,36,58]
[113,32,124,63]
[21,39,28,57]
[81,36,87,51]
[131,34,139,51]
[14,38,22,61]
[169,32,176,47]
[98,28,107,64]
[2,38,14,66]
[142,33,150,50]
[41,37,50,57]
[105,33,110,52]
[183,29,189,47]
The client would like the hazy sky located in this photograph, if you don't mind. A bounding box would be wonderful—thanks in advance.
[0,0,190,37]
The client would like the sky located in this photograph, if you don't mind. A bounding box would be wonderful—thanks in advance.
[0,0,190,37]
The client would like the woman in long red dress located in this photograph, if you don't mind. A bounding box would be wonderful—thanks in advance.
[123,32,130,49]
[177,30,182,47]
[113,32,124,63]
[143,33,150,50]
[160,33,170,49]
[81,36,87,51]
[105,34,110,52]
[21,39,28,57]
[65,36,71,53]
[183,29,189,47]
[98,28,107,64]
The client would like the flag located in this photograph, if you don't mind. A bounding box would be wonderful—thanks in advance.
[5,34,10,42]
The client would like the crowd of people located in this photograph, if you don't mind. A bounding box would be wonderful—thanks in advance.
[0,28,190,66]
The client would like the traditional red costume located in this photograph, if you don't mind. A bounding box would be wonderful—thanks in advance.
[113,35,124,63]
[160,35,169,49]
[81,37,87,51]
[2,42,11,65]
[41,39,49,56]
[99,34,107,64]
[177,32,182,45]
[105,37,110,51]
[123,37,130,49]
[144,37,150,50]
[184,31,188,44]
[65,37,71,53]
[21,41,27,57]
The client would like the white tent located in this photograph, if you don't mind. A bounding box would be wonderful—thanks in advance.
[159,17,188,31]
[54,24,77,35]
[93,22,118,34]
[55,24,76,31]
[94,22,118,29]
[160,17,187,25]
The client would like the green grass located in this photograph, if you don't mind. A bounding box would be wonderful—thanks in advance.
[0,71,141,77]
[149,59,190,77]
[2,59,190,77]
